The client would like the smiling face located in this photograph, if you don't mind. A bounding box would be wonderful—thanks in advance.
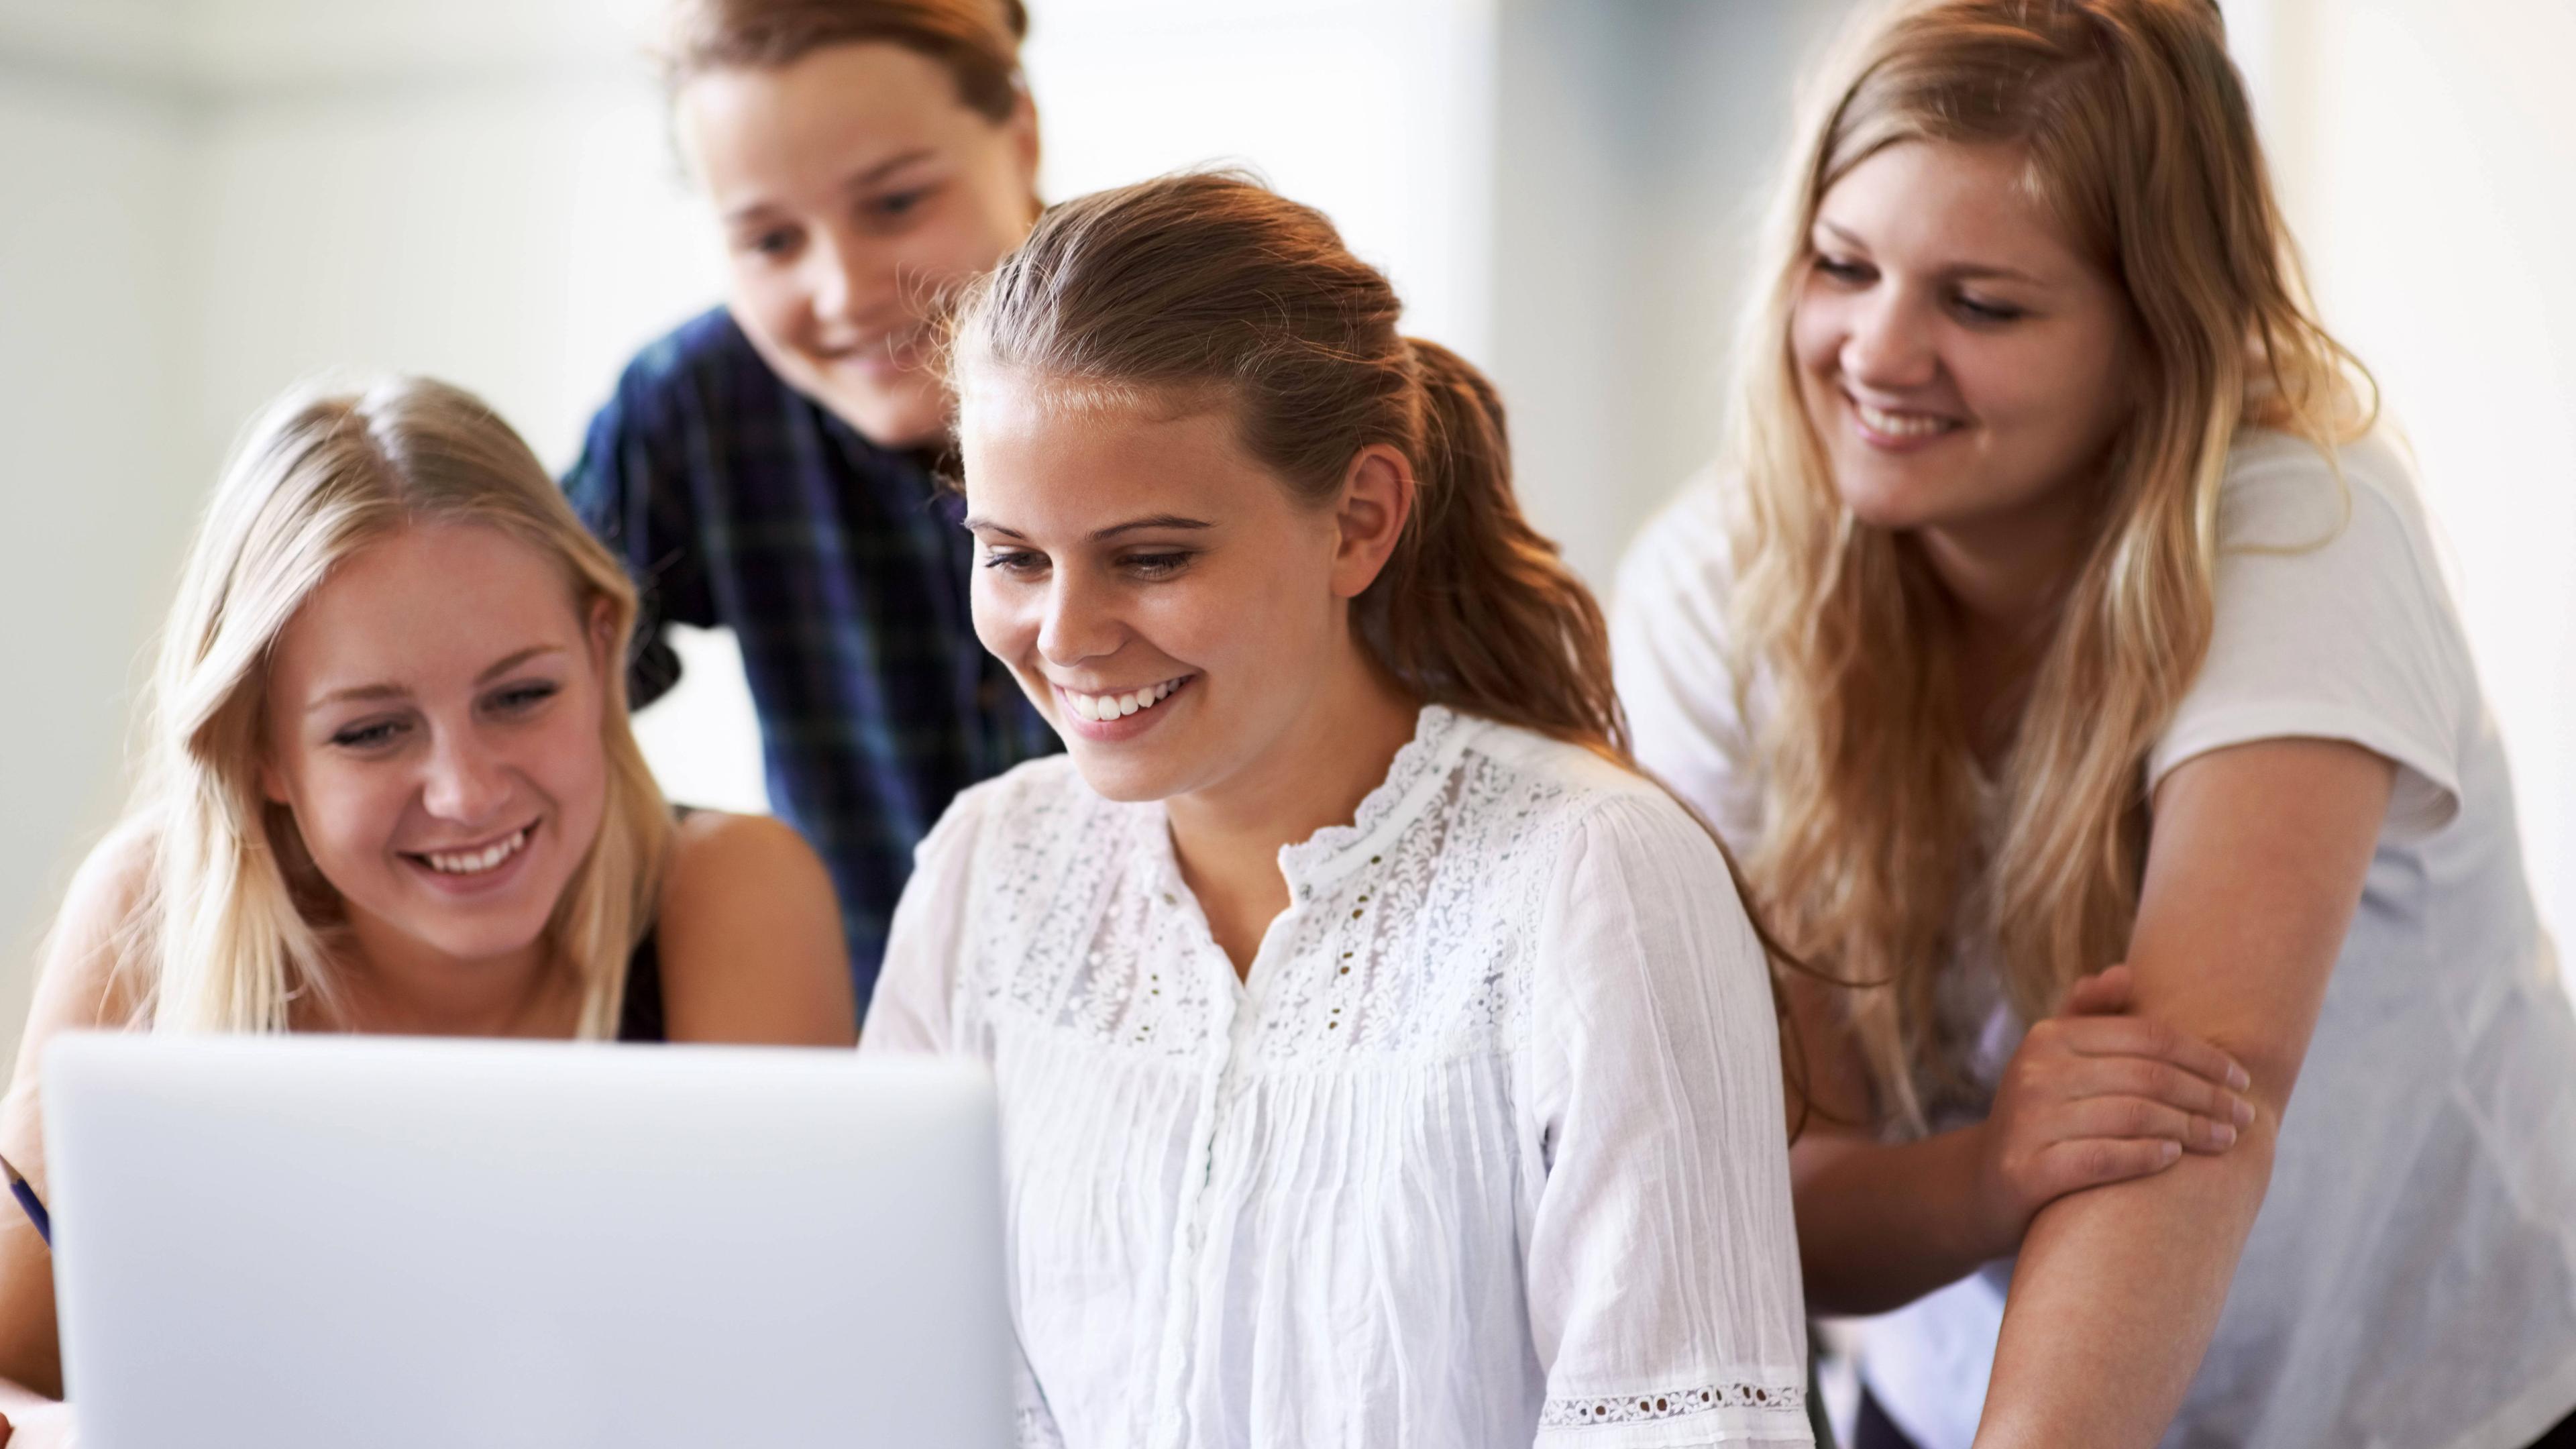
[1792,140,2138,547]
[261,523,613,968]
[678,41,1040,448]
[959,372,1405,807]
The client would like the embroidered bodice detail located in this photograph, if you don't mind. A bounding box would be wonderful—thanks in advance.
[875,706,1817,1448]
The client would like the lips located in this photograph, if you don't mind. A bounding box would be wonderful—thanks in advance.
[1847,392,1965,441]
[1058,676,1191,724]
[405,823,534,878]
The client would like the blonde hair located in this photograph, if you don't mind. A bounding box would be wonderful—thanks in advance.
[1723,0,2373,1128]
[116,376,672,1037]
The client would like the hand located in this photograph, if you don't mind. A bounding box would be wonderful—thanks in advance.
[1970,965,2255,1252]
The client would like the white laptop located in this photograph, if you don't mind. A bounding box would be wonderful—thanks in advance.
[42,1034,1013,1449]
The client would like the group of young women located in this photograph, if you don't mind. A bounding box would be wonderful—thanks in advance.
[4,0,2569,1446]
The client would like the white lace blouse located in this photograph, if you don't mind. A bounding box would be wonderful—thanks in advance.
[863,706,1813,1449]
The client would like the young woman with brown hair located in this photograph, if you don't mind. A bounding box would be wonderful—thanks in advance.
[566,0,1057,1015]
[861,171,1814,1448]
[1615,1,2576,1445]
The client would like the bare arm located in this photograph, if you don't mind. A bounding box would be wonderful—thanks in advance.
[1790,966,2252,1316]
[0,824,155,1405]
[1972,737,2394,1447]
[653,812,856,1047]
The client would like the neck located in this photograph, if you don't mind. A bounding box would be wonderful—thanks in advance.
[1163,646,1422,975]
[325,910,576,1037]
[1914,485,2099,762]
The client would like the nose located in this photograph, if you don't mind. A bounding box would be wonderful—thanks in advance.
[1842,285,1941,392]
[420,727,511,826]
[803,228,892,335]
[1035,570,1125,673]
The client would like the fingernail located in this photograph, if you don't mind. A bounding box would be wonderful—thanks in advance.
[2227,1063,2251,1090]
[2233,1097,2255,1126]
[2210,1122,2238,1148]
[2160,1140,2182,1163]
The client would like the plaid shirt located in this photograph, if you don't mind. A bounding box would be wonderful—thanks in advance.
[566,307,1058,1007]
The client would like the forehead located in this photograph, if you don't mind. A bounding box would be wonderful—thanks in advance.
[1817,140,2089,281]
[270,523,578,694]
[958,373,1283,532]
[676,42,985,193]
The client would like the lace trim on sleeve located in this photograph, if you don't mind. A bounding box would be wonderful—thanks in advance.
[1539,1379,1807,1428]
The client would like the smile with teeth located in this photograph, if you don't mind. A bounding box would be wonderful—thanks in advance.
[1061,676,1187,723]
[1852,397,1962,438]
[413,826,531,877]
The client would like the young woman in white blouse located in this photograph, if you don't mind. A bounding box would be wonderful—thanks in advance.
[861,170,1813,1448]
[1614,3,2576,1448]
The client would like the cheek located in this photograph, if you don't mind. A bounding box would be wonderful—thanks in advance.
[1787,286,1845,377]
[729,266,810,348]
[280,756,407,869]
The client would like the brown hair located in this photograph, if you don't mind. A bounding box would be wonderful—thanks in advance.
[661,0,1029,120]
[1721,0,2372,1128]
[948,169,1621,753]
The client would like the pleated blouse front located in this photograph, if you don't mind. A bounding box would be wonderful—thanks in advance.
[863,706,1813,1449]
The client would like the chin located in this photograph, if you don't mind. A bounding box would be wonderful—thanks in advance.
[1063,747,1185,805]
[810,372,949,450]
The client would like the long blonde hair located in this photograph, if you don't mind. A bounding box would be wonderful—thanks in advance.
[119,376,672,1037]
[1725,0,2373,1128]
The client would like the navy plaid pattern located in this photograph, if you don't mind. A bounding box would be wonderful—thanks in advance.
[566,307,1058,1007]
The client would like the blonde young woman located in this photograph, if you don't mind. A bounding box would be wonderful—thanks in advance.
[0,378,853,1444]
[1615,3,2576,1448]
[863,172,1813,1448]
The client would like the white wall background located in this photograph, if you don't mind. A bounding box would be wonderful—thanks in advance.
[3,0,2567,1074]
[2235,0,2576,969]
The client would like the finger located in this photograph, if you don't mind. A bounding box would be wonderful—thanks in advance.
[2065,1056,2257,1126]
[2059,965,2133,1018]
[2056,1014,2251,1091]
[2031,1135,2184,1200]
[2055,1095,2241,1153]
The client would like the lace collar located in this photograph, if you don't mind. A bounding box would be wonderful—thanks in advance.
[1126,704,1483,898]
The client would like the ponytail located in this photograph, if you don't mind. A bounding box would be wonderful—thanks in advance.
[1372,338,1625,754]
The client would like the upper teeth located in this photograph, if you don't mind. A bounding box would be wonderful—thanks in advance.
[1856,400,1954,438]
[422,828,529,876]
[1064,678,1184,723]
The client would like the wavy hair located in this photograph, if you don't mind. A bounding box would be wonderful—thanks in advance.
[1723,0,2373,1128]
[113,376,672,1037]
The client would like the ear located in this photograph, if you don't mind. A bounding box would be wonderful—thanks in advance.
[1328,444,1415,601]
[258,754,291,806]
[586,596,619,671]
[1006,89,1042,215]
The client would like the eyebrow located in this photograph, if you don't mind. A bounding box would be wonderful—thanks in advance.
[305,645,567,714]
[720,148,939,227]
[963,514,1216,544]
[1815,220,2047,285]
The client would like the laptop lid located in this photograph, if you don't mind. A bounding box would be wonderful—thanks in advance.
[44,1034,1012,1449]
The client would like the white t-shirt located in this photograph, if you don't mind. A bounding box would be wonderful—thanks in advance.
[1612,429,2576,1449]
[863,706,1815,1449]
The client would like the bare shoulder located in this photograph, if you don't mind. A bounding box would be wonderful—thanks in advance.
[28,818,158,1042]
[653,811,855,1046]
[5,816,161,1193]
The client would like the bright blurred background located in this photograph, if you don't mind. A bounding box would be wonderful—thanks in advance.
[3,0,2569,1072]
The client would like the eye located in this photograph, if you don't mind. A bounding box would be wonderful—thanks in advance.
[1813,253,1874,285]
[331,718,409,751]
[864,186,939,230]
[981,547,1047,576]
[488,681,560,714]
[1953,293,2028,323]
[1121,551,1195,580]
[743,226,800,260]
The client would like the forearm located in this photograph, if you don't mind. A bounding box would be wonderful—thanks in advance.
[1973,1128,2274,1448]
[1794,1125,2012,1315]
